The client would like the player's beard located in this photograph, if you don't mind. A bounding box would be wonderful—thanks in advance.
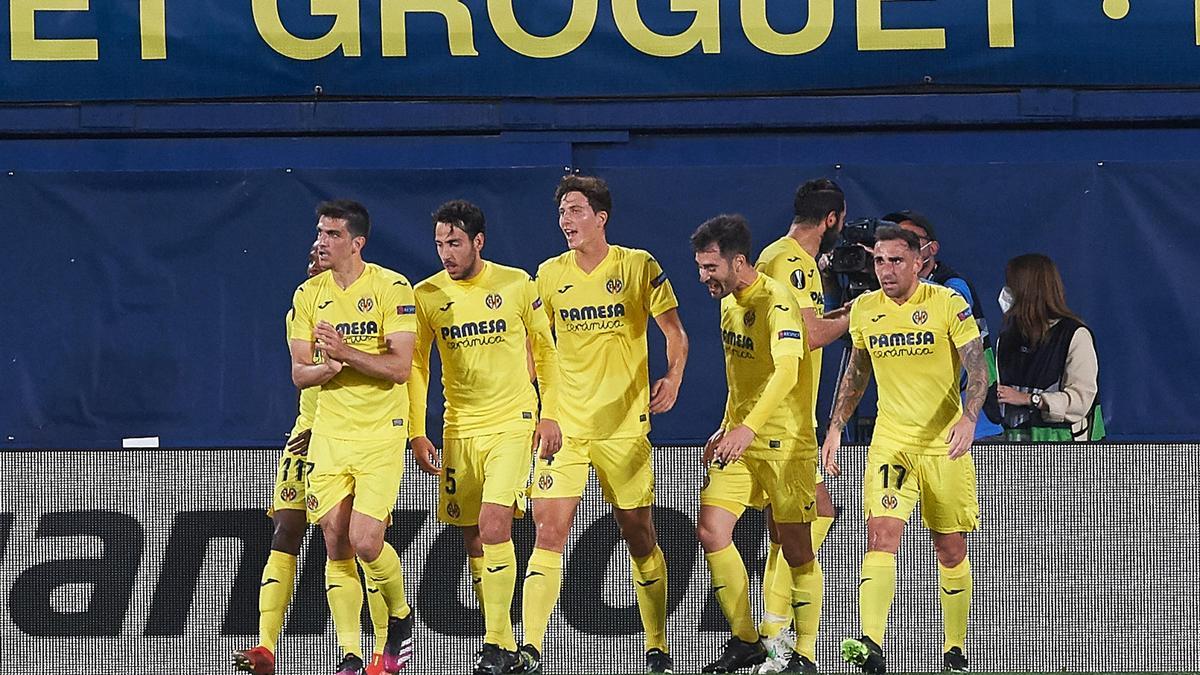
[819,225,840,254]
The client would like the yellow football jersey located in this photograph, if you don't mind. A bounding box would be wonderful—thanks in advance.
[849,282,981,453]
[537,245,678,439]
[756,236,824,430]
[720,274,808,457]
[287,263,417,441]
[408,261,559,440]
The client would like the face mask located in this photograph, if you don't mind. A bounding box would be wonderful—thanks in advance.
[918,240,935,266]
[998,286,1015,314]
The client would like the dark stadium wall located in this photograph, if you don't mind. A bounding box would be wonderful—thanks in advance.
[1,105,1197,447]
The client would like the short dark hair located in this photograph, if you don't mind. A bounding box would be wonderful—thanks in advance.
[555,175,612,217]
[691,214,752,260]
[874,225,921,252]
[316,200,370,239]
[882,210,937,242]
[432,199,486,240]
[793,178,845,225]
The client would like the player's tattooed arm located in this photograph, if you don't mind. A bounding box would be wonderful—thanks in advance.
[957,338,989,423]
[828,347,872,433]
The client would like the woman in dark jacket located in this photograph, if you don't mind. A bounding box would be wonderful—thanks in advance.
[994,254,1106,442]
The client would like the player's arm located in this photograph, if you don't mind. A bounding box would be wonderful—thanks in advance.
[948,337,988,458]
[821,346,872,476]
[314,322,415,384]
[523,282,563,458]
[290,338,342,388]
[945,291,985,458]
[650,308,688,414]
[800,306,851,349]
[713,356,800,465]
[408,305,441,475]
[287,285,340,388]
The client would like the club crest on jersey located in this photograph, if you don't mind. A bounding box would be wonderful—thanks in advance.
[538,473,554,491]
[744,309,756,327]
[280,487,298,502]
[790,269,807,290]
[446,501,461,519]
[912,309,928,325]
[881,494,898,510]
[358,296,374,313]
[606,277,624,294]
[306,495,319,511]
[485,293,503,310]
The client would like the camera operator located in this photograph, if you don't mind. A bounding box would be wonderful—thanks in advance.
[883,211,1003,441]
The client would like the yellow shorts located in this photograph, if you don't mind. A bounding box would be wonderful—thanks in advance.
[440,431,534,527]
[531,435,654,509]
[269,440,311,516]
[700,440,818,524]
[305,434,404,524]
[863,442,979,533]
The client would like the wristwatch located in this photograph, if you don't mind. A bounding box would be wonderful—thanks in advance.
[1030,392,1043,409]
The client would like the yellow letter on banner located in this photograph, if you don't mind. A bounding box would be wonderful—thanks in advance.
[140,0,166,59]
[252,0,361,60]
[381,0,478,57]
[987,0,1014,48]
[612,0,719,57]
[741,0,833,56]
[487,0,597,58]
[10,0,98,61]
[856,0,944,51]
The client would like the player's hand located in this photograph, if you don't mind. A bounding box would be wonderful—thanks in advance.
[946,417,975,459]
[702,428,723,466]
[534,418,563,460]
[285,428,312,456]
[996,384,1032,406]
[821,428,843,477]
[712,424,754,465]
[314,321,350,362]
[649,375,682,414]
[411,436,441,476]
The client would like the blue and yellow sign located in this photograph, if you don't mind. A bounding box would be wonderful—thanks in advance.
[2,1,1199,101]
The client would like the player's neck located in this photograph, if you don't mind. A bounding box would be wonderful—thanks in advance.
[888,283,919,305]
[732,267,760,297]
[573,240,610,273]
[331,257,366,289]
[459,259,486,283]
[786,223,821,257]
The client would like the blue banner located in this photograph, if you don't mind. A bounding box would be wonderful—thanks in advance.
[3,157,1199,447]
[3,1,1200,102]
